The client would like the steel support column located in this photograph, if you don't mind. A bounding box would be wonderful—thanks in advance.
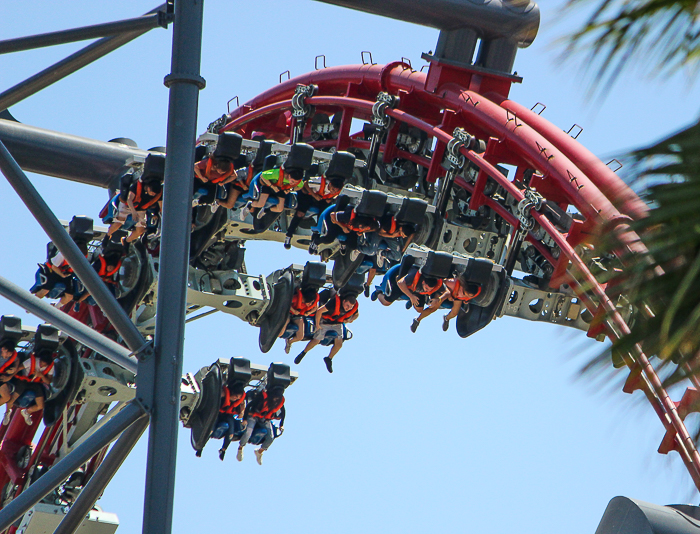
[0,13,167,55]
[0,275,137,373]
[0,139,147,353]
[141,0,204,532]
[0,402,144,532]
[54,415,149,534]
[0,4,167,113]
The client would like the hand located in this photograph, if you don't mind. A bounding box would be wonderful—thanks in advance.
[240,421,247,429]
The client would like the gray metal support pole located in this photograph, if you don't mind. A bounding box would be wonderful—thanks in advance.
[0,13,167,55]
[0,276,137,373]
[141,0,204,532]
[54,415,150,534]
[0,139,147,353]
[0,4,166,113]
[0,402,145,532]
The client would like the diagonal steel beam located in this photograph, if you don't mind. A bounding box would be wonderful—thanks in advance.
[0,12,168,55]
[0,139,146,353]
[0,4,167,113]
[53,414,149,534]
[0,402,145,532]
[0,275,137,373]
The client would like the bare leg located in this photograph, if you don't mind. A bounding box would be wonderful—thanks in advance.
[219,189,241,210]
[327,338,343,360]
[126,226,146,243]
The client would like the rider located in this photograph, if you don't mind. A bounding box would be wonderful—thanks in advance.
[294,290,359,373]
[240,163,306,221]
[283,176,345,249]
[30,241,89,307]
[237,386,285,465]
[282,287,320,355]
[8,348,55,425]
[396,269,445,333]
[215,382,246,461]
[433,275,482,331]
[0,339,22,424]
[106,178,162,244]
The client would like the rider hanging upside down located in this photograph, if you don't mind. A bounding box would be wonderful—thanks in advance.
[0,339,22,424]
[432,275,482,332]
[215,382,246,461]
[396,269,445,333]
[6,348,55,426]
[107,178,162,244]
[282,287,319,355]
[284,176,345,249]
[237,386,285,466]
[240,165,305,221]
[294,290,359,373]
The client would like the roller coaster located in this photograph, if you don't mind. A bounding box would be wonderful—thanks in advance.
[0,1,698,533]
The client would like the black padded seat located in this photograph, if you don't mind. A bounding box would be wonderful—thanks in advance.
[396,198,428,225]
[252,140,275,172]
[142,153,166,183]
[355,190,387,218]
[213,132,243,161]
[267,363,291,389]
[464,257,494,286]
[228,357,252,386]
[326,151,356,179]
[284,143,315,171]
[302,262,327,289]
[34,324,59,351]
[0,316,22,342]
[421,251,453,279]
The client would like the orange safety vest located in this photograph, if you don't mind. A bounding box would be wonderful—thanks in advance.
[407,272,443,296]
[220,389,246,415]
[0,351,17,374]
[383,216,398,235]
[448,279,481,302]
[97,256,122,282]
[249,391,285,420]
[291,290,319,316]
[47,258,72,276]
[16,354,54,383]
[133,181,162,210]
[317,176,339,200]
[203,157,235,184]
[321,294,358,324]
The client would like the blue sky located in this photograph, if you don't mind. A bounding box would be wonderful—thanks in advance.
[1,2,700,533]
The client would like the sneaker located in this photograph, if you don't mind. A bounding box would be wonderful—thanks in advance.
[323,356,333,373]
[195,450,202,458]
[308,242,318,255]
[210,201,219,213]
[410,319,420,333]
[442,315,450,332]
[254,448,264,465]
[370,290,380,302]
[3,410,11,425]
[284,236,292,250]
[375,250,386,269]
[285,338,292,354]
[256,208,266,220]
[239,201,252,221]
[364,284,370,298]
[236,447,244,462]
[218,448,226,461]
[294,351,306,365]
[20,409,32,426]
[339,242,347,255]
[350,249,360,261]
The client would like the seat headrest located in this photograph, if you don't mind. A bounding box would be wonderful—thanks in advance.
[326,151,356,180]
[302,262,327,289]
[213,132,243,162]
[396,198,428,225]
[142,153,166,183]
[421,251,453,279]
[355,190,387,218]
[284,143,315,171]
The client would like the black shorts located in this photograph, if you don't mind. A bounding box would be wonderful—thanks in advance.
[9,379,45,399]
